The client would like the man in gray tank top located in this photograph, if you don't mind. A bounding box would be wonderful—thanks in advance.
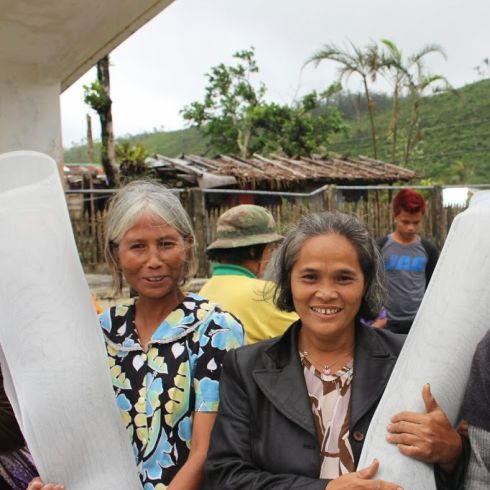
[377,189,439,334]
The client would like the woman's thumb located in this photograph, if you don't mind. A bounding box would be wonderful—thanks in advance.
[356,458,380,479]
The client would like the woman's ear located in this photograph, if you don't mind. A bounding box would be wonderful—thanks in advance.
[184,234,194,251]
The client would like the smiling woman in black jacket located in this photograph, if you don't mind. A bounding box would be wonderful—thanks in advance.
[205,211,463,490]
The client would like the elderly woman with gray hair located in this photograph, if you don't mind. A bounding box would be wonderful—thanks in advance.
[28,181,244,490]
[205,211,462,489]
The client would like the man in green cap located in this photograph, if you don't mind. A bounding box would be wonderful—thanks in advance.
[199,204,297,343]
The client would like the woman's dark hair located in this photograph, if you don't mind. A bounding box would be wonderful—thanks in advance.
[206,244,267,264]
[270,211,386,320]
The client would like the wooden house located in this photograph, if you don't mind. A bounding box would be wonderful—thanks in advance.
[148,153,418,207]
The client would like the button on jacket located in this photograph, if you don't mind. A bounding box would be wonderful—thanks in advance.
[205,321,404,489]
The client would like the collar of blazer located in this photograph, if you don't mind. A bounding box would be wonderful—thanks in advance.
[252,321,400,438]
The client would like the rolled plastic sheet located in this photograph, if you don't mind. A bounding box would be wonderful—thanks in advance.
[358,191,490,488]
[0,151,142,489]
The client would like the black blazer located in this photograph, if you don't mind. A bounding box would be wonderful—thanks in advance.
[205,321,405,489]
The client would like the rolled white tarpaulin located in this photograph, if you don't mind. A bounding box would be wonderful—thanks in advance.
[0,151,142,489]
[358,191,490,488]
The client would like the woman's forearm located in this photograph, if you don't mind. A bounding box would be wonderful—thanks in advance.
[168,451,206,490]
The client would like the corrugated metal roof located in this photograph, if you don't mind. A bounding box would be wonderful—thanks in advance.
[150,153,417,189]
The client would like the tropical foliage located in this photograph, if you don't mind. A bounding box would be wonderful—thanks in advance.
[181,48,347,157]
[66,42,490,184]
[116,142,152,183]
[329,79,490,183]
[307,41,381,157]
[83,55,120,186]
[307,39,453,165]
[378,39,452,165]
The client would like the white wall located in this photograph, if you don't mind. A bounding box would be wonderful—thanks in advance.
[0,75,63,170]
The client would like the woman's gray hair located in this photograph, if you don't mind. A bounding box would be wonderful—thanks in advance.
[104,180,197,293]
[271,211,386,321]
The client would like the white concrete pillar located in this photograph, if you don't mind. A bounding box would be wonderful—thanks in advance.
[0,74,63,173]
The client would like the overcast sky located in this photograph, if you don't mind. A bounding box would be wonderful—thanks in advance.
[60,0,490,148]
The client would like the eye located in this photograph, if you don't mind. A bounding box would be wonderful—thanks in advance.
[159,239,177,249]
[338,273,354,284]
[300,273,317,282]
[129,242,145,250]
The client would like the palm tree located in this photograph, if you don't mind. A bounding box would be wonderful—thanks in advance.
[378,39,406,163]
[404,70,451,167]
[307,41,380,158]
[379,40,449,165]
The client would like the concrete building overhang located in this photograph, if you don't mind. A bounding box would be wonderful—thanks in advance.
[0,0,174,165]
[1,0,174,91]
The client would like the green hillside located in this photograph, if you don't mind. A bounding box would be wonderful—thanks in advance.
[64,79,490,183]
[64,126,207,163]
[329,79,490,183]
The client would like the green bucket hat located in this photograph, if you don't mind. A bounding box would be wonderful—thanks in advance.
[207,204,284,250]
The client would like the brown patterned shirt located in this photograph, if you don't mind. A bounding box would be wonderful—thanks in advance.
[301,355,355,478]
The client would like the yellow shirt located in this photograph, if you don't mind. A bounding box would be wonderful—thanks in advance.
[199,264,298,344]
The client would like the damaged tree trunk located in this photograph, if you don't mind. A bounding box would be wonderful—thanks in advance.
[97,56,119,187]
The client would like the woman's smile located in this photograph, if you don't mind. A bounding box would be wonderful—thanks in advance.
[310,306,342,316]
[291,232,365,345]
[143,275,167,282]
[116,212,190,302]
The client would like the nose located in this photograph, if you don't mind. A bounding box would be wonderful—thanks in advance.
[314,281,338,301]
[146,246,164,268]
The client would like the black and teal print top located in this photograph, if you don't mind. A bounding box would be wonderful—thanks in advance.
[99,293,244,489]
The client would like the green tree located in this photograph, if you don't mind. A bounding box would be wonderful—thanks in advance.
[404,74,451,167]
[182,49,346,157]
[307,41,381,158]
[83,55,120,187]
[116,142,152,183]
[386,127,425,171]
[379,40,451,166]
[181,48,265,157]
[250,87,347,157]
[441,160,478,184]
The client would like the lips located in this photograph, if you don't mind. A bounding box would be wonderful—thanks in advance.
[311,306,341,315]
[144,275,166,282]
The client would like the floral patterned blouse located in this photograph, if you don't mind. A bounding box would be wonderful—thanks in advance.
[300,355,355,479]
[99,293,244,489]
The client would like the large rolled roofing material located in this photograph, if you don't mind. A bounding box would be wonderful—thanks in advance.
[0,151,142,489]
[359,191,490,488]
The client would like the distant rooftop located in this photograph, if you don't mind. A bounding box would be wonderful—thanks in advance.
[148,153,418,190]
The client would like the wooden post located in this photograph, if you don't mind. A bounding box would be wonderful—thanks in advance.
[89,175,96,268]
[323,185,337,211]
[187,188,209,278]
[373,189,383,238]
[86,114,94,163]
[430,185,444,249]
[366,188,375,237]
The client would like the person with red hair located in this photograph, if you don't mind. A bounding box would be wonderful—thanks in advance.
[377,189,439,334]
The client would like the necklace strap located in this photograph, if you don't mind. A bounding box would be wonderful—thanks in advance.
[300,350,352,376]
